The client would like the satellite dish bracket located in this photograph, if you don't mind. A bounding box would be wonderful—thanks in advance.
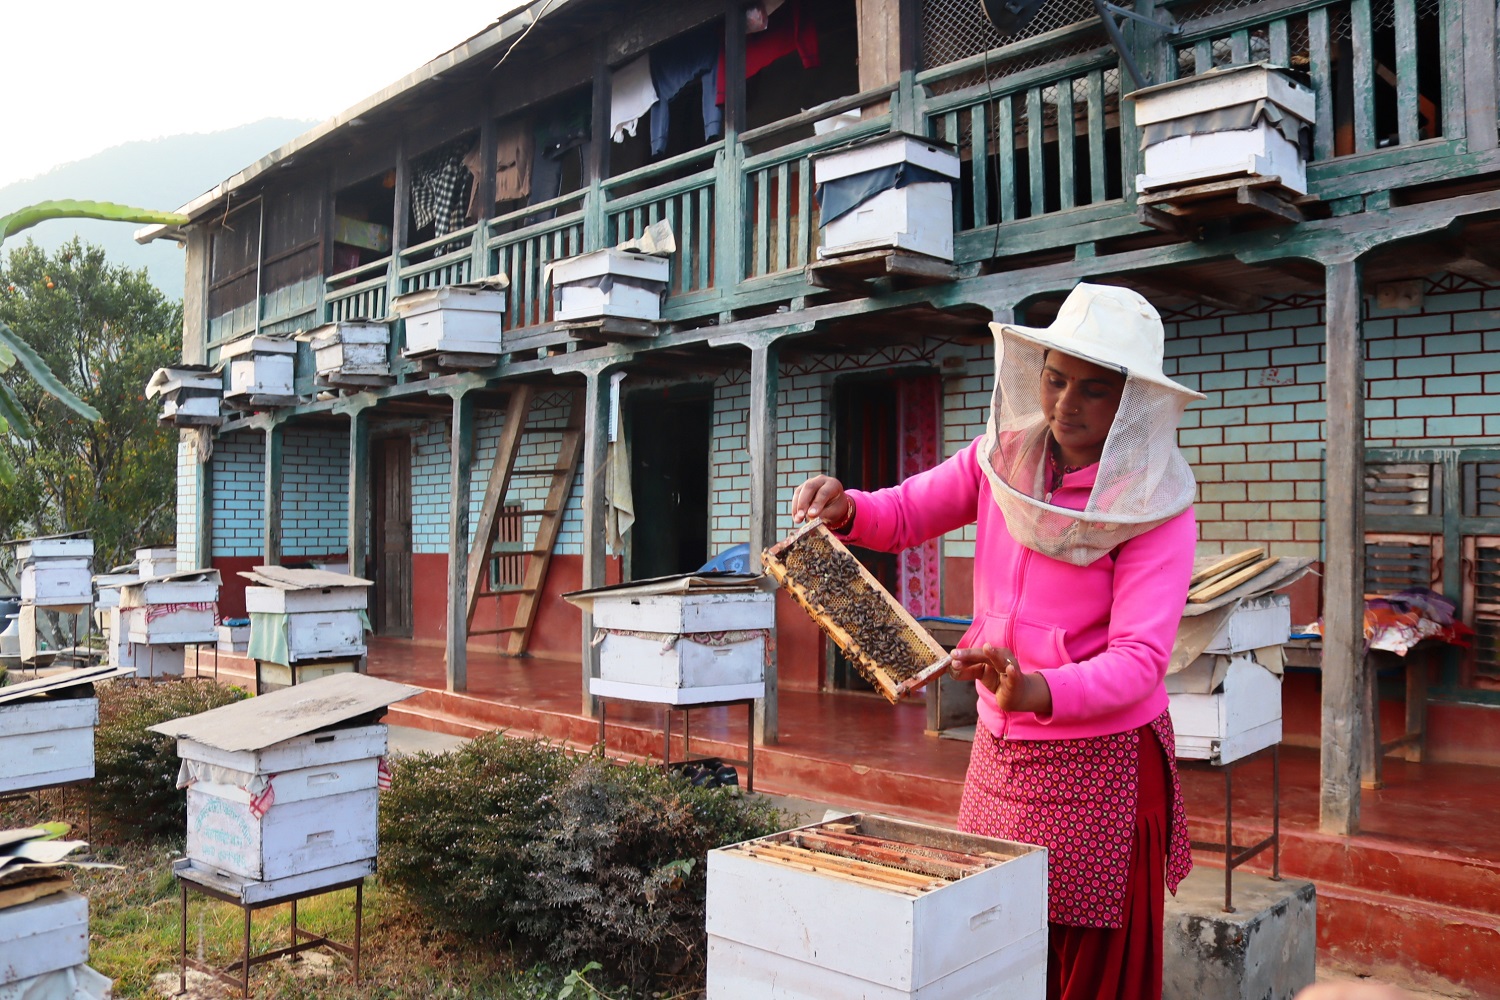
[1093,0,1181,90]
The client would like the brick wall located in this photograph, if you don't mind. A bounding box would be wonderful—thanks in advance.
[1161,276,1500,559]
[210,432,264,558]
[176,433,200,568]
[209,427,348,557]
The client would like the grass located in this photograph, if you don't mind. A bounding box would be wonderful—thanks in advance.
[1,791,635,1000]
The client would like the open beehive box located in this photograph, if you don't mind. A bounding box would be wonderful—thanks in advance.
[763,521,948,703]
[707,813,1047,999]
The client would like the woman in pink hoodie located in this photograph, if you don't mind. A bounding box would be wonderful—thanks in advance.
[791,283,1200,1000]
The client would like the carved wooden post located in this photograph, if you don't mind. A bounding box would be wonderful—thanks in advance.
[339,395,377,579]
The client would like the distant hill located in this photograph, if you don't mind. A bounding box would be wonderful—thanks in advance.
[0,118,317,301]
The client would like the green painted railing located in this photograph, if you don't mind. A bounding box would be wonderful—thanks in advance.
[398,225,478,294]
[604,153,719,297]
[485,194,587,330]
[326,256,391,322]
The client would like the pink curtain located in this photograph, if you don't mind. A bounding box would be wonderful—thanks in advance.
[897,375,943,617]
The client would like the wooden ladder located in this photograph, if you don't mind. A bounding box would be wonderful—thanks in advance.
[465,384,584,655]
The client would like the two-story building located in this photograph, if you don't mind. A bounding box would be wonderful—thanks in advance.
[141,0,1500,987]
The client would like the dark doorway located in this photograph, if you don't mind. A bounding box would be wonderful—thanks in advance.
[371,436,413,637]
[628,389,712,580]
[831,375,904,692]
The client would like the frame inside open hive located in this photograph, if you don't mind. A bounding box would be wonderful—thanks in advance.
[719,815,1015,895]
[762,520,950,703]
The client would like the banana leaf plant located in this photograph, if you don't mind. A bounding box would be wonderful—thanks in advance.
[0,200,187,482]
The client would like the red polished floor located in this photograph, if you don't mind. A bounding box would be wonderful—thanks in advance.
[210,638,1500,993]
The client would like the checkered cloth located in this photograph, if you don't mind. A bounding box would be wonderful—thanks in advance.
[410,141,473,242]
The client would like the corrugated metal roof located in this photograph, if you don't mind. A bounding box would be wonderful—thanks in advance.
[147,672,421,751]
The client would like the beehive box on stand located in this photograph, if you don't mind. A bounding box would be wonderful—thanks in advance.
[241,566,372,663]
[105,606,136,671]
[93,572,138,611]
[812,133,960,262]
[220,335,298,406]
[0,666,133,794]
[145,365,222,427]
[550,249,671,324]
[122,570,220,645]
[565,576,772,705]
[20,560,93,607]
[1168,594,1290,764]
[0,890,90,986]
[707,813,1048,999]
[392,282,506,358]
[307,320,392,387]
[217,623,250,654]
[1130,63,1316,195]
[148,673,420,887]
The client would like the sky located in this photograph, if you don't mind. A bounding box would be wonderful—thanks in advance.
[1,1,532,190]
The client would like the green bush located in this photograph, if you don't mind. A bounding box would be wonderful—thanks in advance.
[379,733,786,992]
[86,678,247,839]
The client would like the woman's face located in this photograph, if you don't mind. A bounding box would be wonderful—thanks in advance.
[1041,351,1126,468]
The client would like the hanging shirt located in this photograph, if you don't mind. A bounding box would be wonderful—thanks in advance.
[410,141,472,239]
[649,29,724,156]
[716,0,821,105]
[610,54,659,143]
[463,118,535,216]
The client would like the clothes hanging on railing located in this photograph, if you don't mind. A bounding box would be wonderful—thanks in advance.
[715,0,820,105]
[611,54,659,143]
[649,28,724,156]
[526,98,592,223]
[463,118,535,215]
[410,140,473,240]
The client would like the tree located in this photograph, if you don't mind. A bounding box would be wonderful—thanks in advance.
[0,239,182,569]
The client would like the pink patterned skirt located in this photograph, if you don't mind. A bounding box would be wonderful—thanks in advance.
[957,709,1192,929]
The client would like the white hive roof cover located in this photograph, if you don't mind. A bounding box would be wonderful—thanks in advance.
[0,665,136,705]
[147,672,420,751]
[238,565,373,589]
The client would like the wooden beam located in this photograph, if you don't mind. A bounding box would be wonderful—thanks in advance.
[445,386,478,693]
[1320,255,1367,837]
[346,402,374,579]
[579,366,613,717]
[388,136,409,319]
[263,421,284,566]
[749,340,780,745]
[1464,0,1498,151]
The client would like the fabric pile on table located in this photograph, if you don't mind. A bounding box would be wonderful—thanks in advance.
[1308,587,1474,656]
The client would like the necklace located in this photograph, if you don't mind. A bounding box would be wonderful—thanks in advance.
[1046,443,1085,494]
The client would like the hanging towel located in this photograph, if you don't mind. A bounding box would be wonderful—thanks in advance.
[649,29,724,155]
[604,373,635,550]
[611,55,659,143]
[716,0,820,105]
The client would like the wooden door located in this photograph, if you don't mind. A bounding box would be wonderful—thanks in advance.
[372,436,413,637]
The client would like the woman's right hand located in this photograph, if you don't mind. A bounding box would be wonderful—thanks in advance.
[791,475,850,526]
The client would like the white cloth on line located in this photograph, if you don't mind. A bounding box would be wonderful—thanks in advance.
[610,55,659,143]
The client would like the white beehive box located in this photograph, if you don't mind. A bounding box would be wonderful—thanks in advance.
[258,659,360,689]
[94,572,138,610]
[147,366,223,427]
[134,642,187,678]
[21,560,93,607]
[149,674,420,885]
[120,569,220,645]
[1168,655,1283,764]
[250,607,367,663]
[0,891,89,986]
[180,724,384,882]
[243,583,368,615]
[551,249,671,324]
[707,814,1048,999]
[0,696,98,794]
[1204,593,1292,653]
[392,283,506,357]
[1130,63,1316,195]
[587,590,774,703]
[220,335,297,403]
[308,320,391,385]
[129,606,217,645]
[812,134,960,262]
[218,623,250,653]
[119,570,220,608]
[135,546,177,579]
[13,536,93,563]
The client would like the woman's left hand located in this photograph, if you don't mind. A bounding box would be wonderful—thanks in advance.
[949,644,1054,716]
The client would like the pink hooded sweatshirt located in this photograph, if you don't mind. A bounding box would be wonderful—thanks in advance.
[841,435,1195,741]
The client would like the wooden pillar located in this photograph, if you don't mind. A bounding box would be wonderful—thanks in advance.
[714,3,749,308]
[584,39,612,252]
[388,138,410,319]
[346,400,374,578]
[1320,255,1367,836]
[579,366,613,717]
[262,419,284,566]
[445,386,478,693]
[896,0,920,132]
[856,0,901,119]
[1464,0,1498,151]
[749,341,781,744]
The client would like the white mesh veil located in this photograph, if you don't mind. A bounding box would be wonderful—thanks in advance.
[977,326,1199,567]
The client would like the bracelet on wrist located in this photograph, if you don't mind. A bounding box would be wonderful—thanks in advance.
[825,495,856,533]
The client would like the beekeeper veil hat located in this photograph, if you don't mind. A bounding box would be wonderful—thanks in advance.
[979,282,1203,566]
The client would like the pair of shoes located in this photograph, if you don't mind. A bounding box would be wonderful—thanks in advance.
[672,758,738,789]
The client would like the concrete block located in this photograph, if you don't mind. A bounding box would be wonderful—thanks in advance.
[1164,870,1316,1000]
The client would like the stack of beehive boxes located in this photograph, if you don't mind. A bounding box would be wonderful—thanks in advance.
[119,569,221,679]
[0,889,111,999]
[391,280,507,367]
[10,533,94,665]
[149,673,419,896]
[240,567,373,690]
[306,319,393,388]
[145,364,223,427]
[1168,593,1291,764]
[221,335,298,409]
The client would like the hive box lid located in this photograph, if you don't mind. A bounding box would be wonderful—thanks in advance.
[121,568,221,591]
[305,321,390,348]
[563,571,766,612]
[812,132,961,183]
[0,665,136,705]
[147,673,420,752]
[1128,62,1316,125]
[550,248,672,285]
[237,565,373,590]
[219,335,297,360]
[391,280,509,316]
